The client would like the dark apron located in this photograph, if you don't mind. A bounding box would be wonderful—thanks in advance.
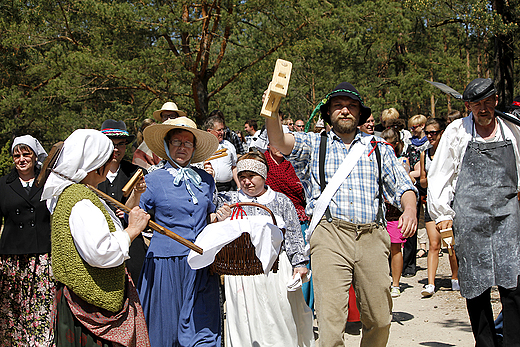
[453,119,520,299]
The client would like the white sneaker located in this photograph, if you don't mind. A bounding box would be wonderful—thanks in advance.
[391,286,401,298]
[421,284,435,297]
[451,279,460,291]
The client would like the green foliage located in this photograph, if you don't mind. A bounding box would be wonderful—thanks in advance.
[0,143,13,177]
[1,0,519,170]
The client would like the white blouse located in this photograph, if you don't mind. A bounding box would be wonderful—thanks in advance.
[68,199,131,268]
[427,114,520,224]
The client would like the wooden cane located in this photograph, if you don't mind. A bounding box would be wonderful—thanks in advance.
[87,184,203,254]
[36,142,203,254]
[206,148,228,161]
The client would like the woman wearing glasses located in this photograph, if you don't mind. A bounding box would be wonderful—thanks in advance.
[420,118,459,297]
[136,117,223,346]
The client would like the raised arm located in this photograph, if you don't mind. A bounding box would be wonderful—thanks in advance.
[419,151,427,188]
[263,90,296,155]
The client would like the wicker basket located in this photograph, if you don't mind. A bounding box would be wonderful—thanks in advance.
[209,202,283,276]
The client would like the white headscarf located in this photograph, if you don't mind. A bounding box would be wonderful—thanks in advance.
[42,129,114,212]
[11,135,48,167]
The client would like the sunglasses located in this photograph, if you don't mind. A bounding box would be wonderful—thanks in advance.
[425,130,441,136]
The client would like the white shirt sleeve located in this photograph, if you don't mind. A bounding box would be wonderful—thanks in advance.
[228,142,237,167]
[427,118,469,224]
[69,199,131,268]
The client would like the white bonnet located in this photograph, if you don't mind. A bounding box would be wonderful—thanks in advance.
[41,129,114,210]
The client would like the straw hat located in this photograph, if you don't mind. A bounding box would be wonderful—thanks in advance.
[144,117,218,164]
[152,102,187,122]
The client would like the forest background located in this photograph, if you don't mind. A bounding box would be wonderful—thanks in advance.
[1,0,519,174]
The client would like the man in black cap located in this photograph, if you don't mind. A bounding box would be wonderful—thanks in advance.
[428,78,520,346]
[99,119,147,283]
[265,82,418,347]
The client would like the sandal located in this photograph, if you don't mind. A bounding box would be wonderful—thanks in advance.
[416,249,428,258]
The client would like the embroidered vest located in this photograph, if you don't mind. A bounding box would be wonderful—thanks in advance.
[51,184,125,312]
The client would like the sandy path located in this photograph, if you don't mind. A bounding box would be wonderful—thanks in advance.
[314,251,503,346]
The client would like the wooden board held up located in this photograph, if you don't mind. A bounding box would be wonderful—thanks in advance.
[260,59,292,119]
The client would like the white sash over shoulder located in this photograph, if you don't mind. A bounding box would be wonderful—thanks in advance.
[305,137,371,254]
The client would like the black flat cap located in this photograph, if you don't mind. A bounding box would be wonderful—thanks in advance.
[463,78,497,103]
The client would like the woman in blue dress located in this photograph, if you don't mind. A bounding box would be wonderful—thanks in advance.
[136,117,221,347]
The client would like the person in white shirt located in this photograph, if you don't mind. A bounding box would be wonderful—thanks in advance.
[205,116,239,191]
[42,129,150,346]
[427,78,520,347]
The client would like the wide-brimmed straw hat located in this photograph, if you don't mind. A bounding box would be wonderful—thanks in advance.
[152,102,187,122]
[144,117,218,163]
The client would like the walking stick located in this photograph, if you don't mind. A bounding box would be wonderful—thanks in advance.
[36,142,203,254]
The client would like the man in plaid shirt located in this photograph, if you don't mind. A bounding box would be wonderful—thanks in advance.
[266,82,417,347]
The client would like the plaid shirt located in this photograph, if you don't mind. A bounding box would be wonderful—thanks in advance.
[224,128,245,155]
[288,130,417,224]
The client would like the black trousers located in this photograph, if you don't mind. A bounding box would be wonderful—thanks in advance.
[401,232,417,276]
[466,277,520,347]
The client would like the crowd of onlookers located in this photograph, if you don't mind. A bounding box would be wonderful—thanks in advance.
[2,85,520,347]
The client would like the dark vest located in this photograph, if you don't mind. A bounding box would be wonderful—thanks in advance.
[97,160,142,206]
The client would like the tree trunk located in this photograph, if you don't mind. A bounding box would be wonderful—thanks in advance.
[493,0,515,110]
[192,77,209,125]
[494,34,514,110]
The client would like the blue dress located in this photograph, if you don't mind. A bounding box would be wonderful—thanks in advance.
[138,162,221,347]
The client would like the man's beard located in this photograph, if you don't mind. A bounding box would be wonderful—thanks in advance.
[475,114,494,127]
[332,117,358,134]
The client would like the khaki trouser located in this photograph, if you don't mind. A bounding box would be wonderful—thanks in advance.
[310,218,392,347]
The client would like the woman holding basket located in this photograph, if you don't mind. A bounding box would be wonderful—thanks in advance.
[215,150,315,347]
[420,118,459,297]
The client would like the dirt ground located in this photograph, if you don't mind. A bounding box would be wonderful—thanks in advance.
[314,249,503,347]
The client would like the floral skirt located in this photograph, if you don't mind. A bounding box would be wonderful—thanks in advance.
[0,253,56,347]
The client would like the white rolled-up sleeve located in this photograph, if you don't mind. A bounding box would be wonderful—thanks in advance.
[69,199,131,268]
[427,119,467,224]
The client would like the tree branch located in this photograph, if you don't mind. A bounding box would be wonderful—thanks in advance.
[209,20,308,98]
[208,2,232,79]
[430,18,465,28]
[57,0,80,46]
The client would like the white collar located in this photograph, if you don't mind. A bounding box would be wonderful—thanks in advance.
[238,186,276,205]
[106,166,119,183]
